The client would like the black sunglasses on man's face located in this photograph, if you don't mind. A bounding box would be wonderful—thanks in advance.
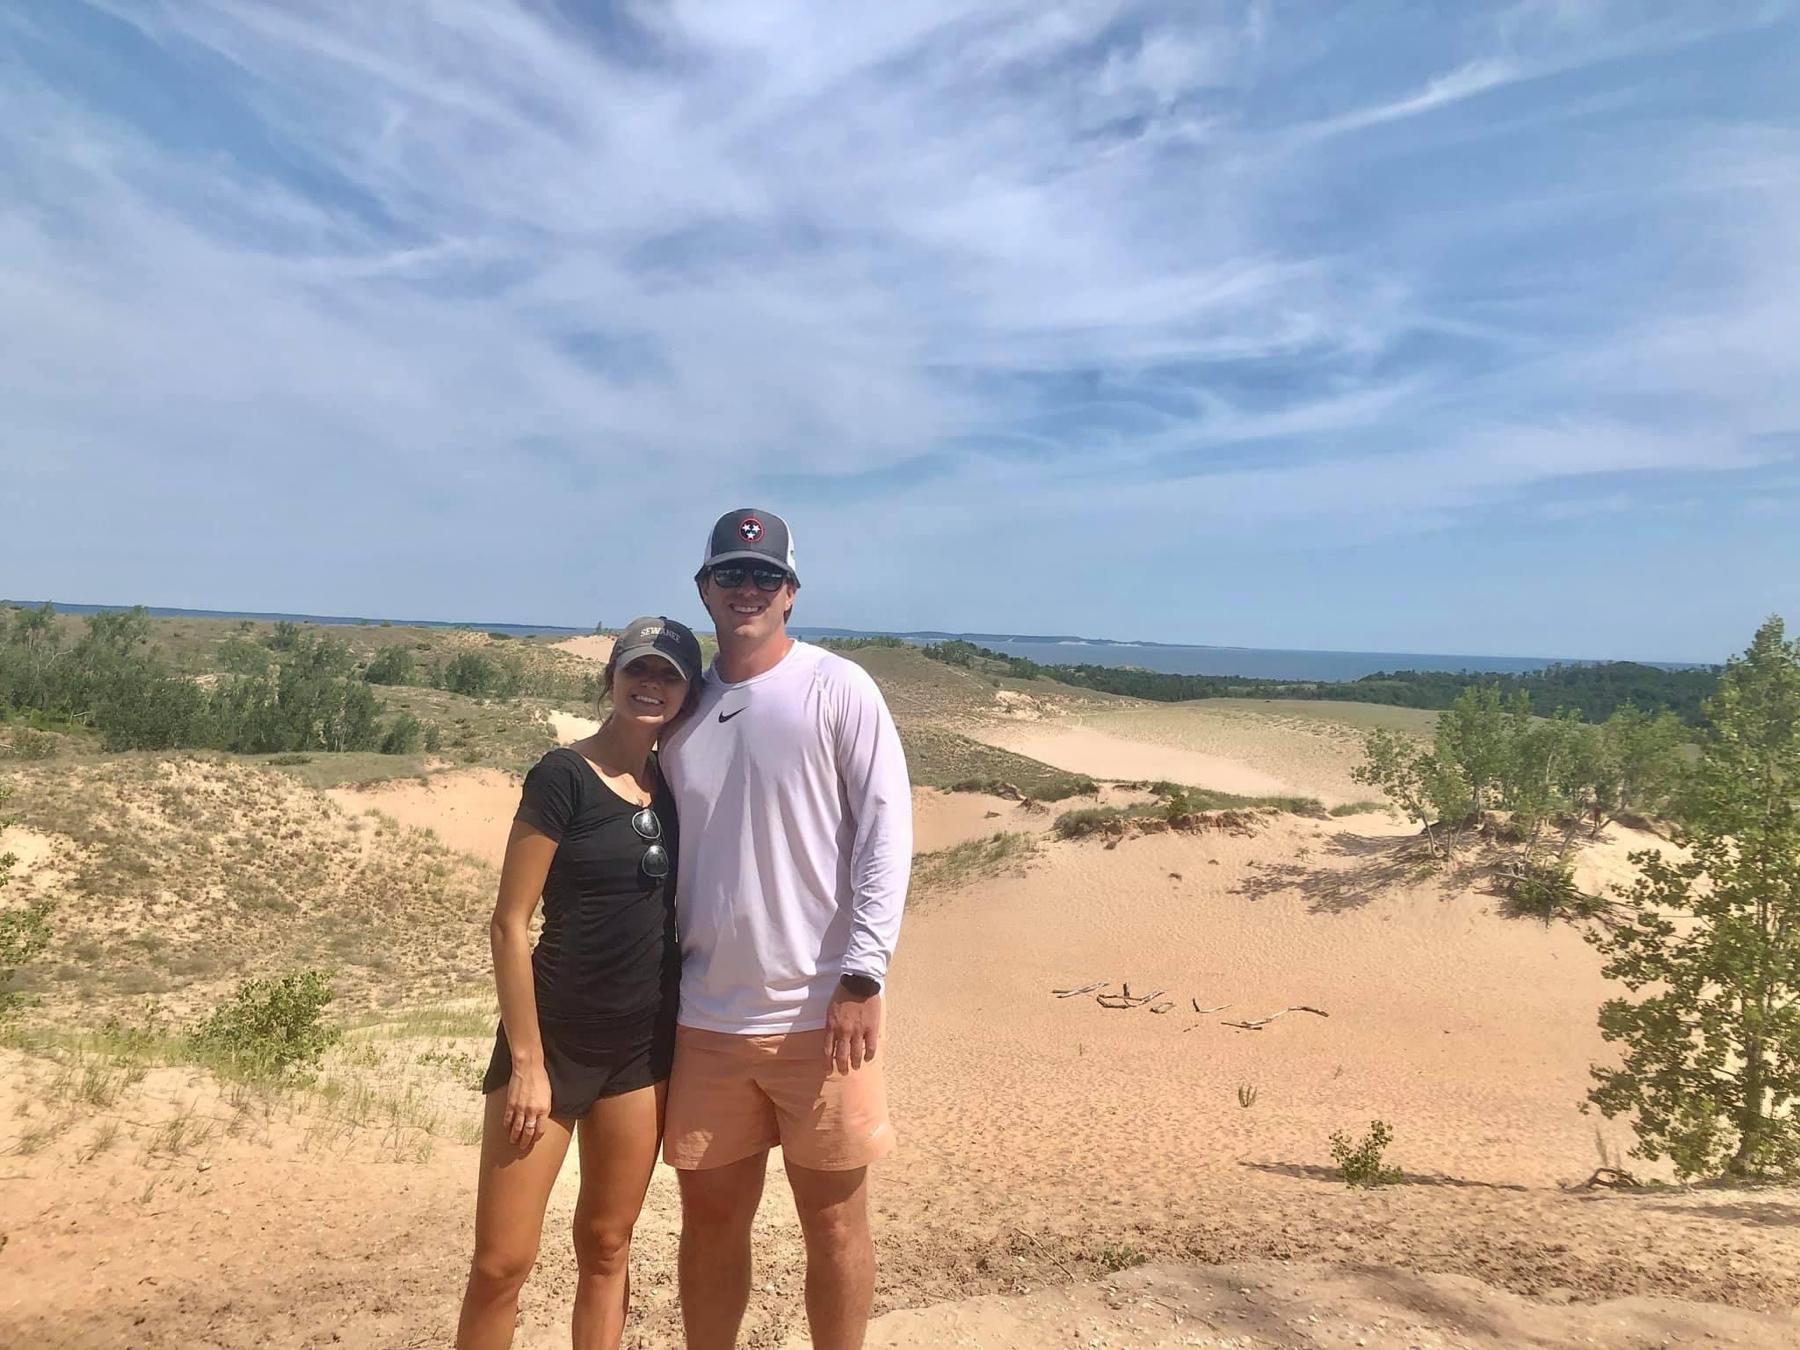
[707,564,790,593]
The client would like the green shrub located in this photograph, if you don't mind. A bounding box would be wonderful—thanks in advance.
[380,712,425,755]
[1329,1119,1402,1187]
[442,650,506,697]
[1499,859,1605,922]
[1053,806,1126,840]
[3,727,58,760]
[189,970,342,1075]
[363,645,416,686]
[1097,1242,1148,1272]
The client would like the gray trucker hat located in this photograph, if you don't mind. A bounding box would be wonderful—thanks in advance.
[613,615,701,684]
[698,508,799,583]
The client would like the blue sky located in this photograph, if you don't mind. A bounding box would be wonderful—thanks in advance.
[2,2,1797,663]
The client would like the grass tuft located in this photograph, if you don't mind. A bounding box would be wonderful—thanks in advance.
[912,832,1039,896]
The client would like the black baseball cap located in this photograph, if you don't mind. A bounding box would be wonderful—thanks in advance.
[613,615,701,684]
[697,508,800,585]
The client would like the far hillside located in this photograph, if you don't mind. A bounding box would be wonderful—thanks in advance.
[922,638,1717,724]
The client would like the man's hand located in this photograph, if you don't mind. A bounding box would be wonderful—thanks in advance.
[823,982,882,1074]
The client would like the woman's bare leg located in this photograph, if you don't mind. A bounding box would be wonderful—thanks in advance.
[569,1081,667,1350]
[457,1091,576,1350]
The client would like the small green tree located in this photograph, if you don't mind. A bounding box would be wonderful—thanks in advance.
[1596,705,1689,826]
[1587,617,1800,1179]
[363,645,415,686]
[190,970,342,1075]
[442,650,497,697]
[1329,1119,1402,1187]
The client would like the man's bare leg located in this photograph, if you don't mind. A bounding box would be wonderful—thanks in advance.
[677,1150,768,1350]
[784,1160,873,1350]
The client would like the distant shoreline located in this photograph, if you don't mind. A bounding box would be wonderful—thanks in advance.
[4,599,1706,681]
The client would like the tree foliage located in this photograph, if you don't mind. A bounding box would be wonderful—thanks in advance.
[0,604,413,755]
[1349,687,1685,861]
[189,970,342,1075]
[1587,616,1800,1180]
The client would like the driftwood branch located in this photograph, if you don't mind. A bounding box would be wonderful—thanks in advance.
[1097,984,1165,1009]
[1573,1166,1642,1190]
[1052,981,1107,999]
[1192,1001,1231,1014]
[1222,1005,1330,1031]
[1148,1001,1175,1014]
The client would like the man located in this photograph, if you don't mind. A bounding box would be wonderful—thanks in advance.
[659,508,912,1350]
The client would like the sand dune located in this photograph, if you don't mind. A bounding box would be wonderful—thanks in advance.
[326,768,521,869]
[969,722,1316,800]
[8,811,1795,1348]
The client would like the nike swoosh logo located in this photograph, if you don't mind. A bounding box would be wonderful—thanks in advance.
[717,708,746,723]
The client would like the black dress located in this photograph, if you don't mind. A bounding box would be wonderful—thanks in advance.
[481,747,680,1116]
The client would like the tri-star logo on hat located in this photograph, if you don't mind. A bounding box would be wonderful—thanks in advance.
[699,508,800,584]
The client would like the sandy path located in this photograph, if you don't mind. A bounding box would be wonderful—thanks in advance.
[970,722,1315,800]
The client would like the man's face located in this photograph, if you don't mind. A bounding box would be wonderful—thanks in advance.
[700,563,796,646]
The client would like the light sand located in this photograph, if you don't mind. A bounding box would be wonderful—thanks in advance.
[5,808,1797,1346]
[326,768,522,869]
[550,634,615,662]
[968,700,1414,807]
[546,709,601,743]
[970,722,1315,800]
[837,1260,1800,1348]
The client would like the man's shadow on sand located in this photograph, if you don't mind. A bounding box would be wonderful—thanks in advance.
[1232,831,1478,915]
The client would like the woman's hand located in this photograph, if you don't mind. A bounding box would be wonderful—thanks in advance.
[504,1062,553,1149]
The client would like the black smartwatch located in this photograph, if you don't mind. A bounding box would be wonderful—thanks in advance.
[839,972,881,998]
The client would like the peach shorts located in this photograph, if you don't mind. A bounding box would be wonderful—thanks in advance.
[662,1024,896,1172]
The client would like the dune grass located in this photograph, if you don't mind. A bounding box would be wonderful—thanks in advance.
[900,725,1098,801]
[2,755,494,1016]
[911,831,1040,896]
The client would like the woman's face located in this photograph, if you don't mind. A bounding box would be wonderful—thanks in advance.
[611,656,689,729]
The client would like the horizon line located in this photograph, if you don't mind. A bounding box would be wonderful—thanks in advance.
[3,596,1717,670]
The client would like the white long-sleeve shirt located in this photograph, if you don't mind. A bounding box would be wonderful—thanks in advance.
[660,641,912,1034]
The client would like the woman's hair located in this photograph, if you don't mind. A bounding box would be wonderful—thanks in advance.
[599,649,702,723]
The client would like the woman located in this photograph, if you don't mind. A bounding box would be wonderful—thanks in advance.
[456,615,704,1350]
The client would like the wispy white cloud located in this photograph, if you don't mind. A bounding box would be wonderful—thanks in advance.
[1,0,1796,652]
